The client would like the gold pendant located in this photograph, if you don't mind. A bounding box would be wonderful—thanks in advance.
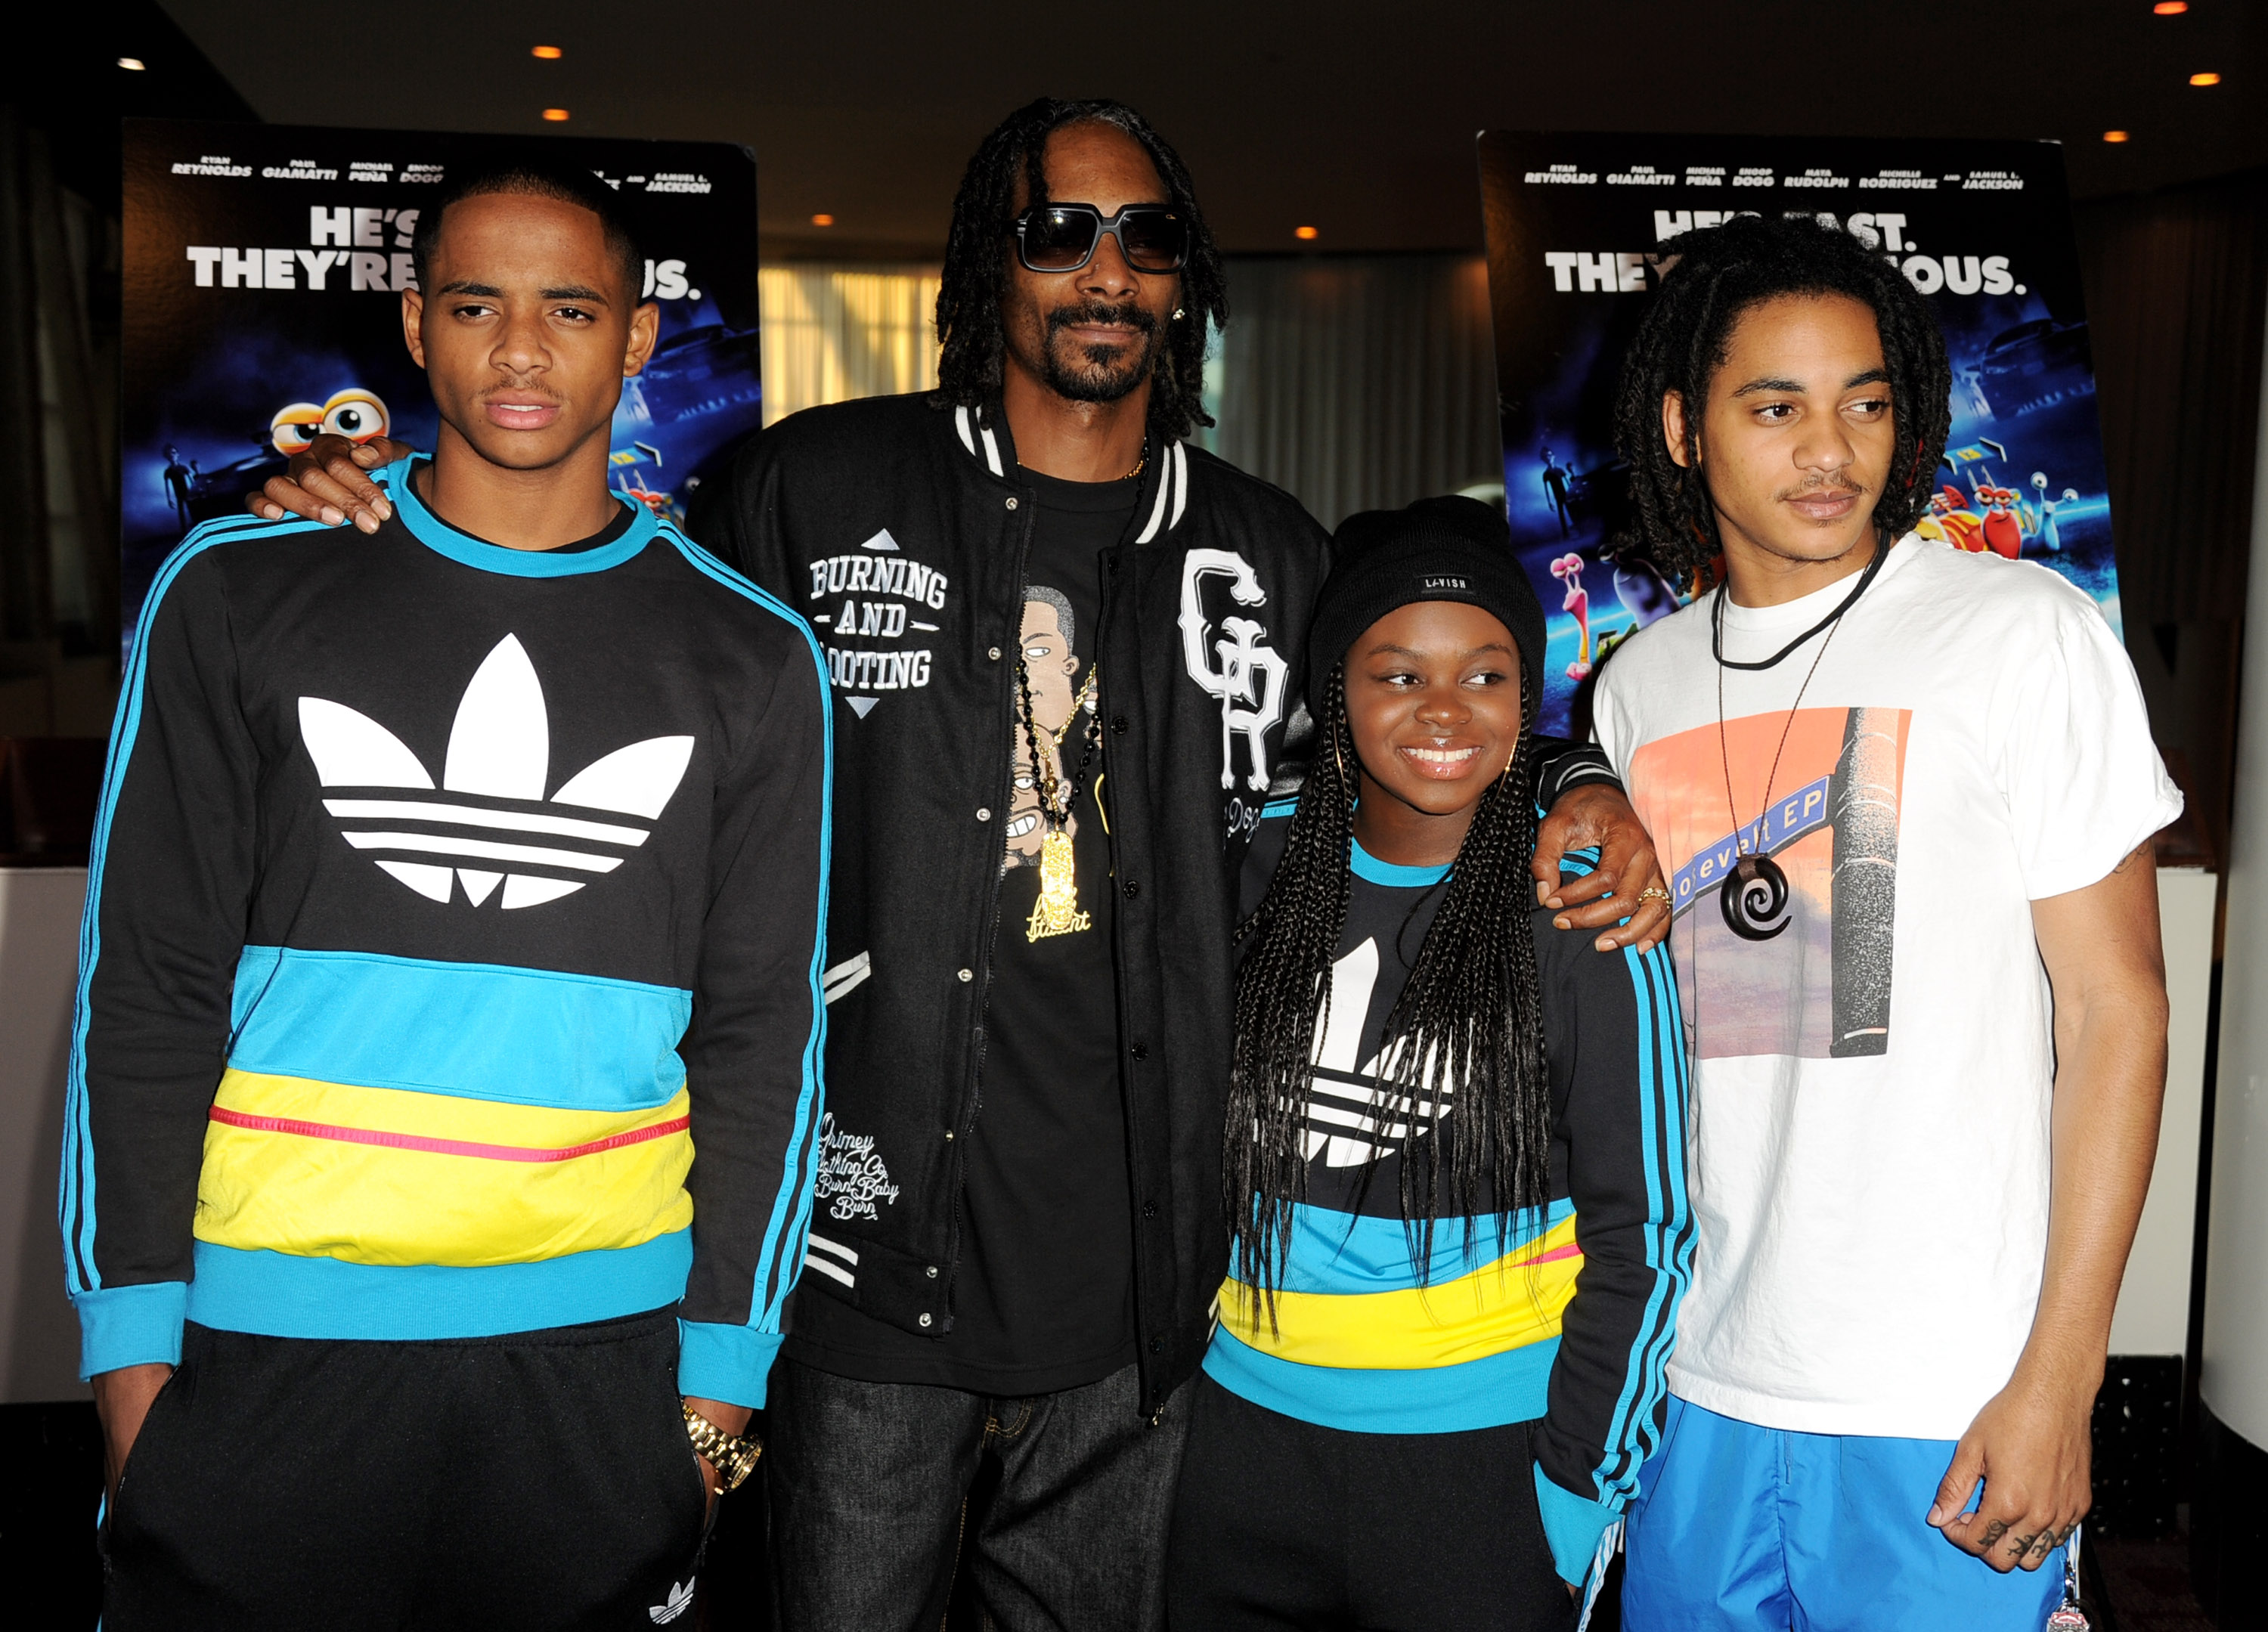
[1027,828,1091,941]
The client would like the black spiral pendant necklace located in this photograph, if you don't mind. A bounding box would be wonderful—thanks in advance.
[1712,548,1883,941]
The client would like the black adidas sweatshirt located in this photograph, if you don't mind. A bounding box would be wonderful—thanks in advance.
[64,460,830,1408]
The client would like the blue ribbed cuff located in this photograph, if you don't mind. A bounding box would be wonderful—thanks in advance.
[74,1281,189,1379]
[677,1320,782,1409]
[1533,1463,1619,1587]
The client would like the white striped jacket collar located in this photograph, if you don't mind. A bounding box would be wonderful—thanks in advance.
[950,403,1189,543]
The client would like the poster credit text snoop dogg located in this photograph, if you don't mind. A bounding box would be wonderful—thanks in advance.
[1478,132,2117,740]
[121,119,761,639]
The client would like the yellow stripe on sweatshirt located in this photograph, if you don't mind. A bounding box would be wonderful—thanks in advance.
[194,1070,694,1267]
[1218,1215,1583,1370]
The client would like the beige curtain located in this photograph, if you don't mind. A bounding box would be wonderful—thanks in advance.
[1212,255,1500,529]
[2059,168,2268,868]
[0,107,119,735]
[758,264,943,427]
[2074,170,2268,633]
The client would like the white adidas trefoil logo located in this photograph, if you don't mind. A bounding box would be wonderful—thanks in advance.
[649,1579,695,1624]
[1301,938,1453,1168]
[299,633,693,910]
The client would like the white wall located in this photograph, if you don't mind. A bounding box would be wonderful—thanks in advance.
[2109,866,2214,1354]
[0,868,88,1402]
[2202,308,2268,1448]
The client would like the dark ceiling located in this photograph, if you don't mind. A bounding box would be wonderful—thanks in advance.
[136,1,2268,257]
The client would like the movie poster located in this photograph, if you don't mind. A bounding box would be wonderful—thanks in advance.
[1478,132,2118,740]
[121,119,762,644]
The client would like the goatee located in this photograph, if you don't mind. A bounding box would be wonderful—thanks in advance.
[1040,300,1160,404]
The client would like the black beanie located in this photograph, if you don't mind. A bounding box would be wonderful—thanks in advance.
[1309,495,1548,709]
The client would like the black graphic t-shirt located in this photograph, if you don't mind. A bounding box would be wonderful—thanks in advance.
[792,465,1139,1393]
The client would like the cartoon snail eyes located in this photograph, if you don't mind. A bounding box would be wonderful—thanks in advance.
[1720,853,1792,942]
[269,404,324,456]
[321,391,388,440]
[268,389,392,457]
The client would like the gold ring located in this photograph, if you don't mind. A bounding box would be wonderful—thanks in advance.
[1637,887,1672,903]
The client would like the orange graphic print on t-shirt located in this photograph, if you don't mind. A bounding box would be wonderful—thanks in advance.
[1628,707,1910,1061]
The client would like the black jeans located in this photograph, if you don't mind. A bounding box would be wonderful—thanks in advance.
[766,1357,1188,1632]
[101,1311,710,1630]
[1166,1374,1576,1632]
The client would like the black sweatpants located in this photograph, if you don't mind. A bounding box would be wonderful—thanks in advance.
[101,1309,711,1630]
[1165,1375,1576,1632]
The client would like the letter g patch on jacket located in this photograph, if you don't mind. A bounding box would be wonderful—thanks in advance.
[1178,549,1288,793]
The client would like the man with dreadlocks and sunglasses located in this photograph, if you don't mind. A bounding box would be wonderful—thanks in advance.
[245,98,1672,1630]
[1585,213,2178,1630]
[1167,497,1690,1631]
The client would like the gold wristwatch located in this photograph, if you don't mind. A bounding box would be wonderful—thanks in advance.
[682,1403,762,1493]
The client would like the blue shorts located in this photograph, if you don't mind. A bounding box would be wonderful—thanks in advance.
[1621,1396,2067,1632]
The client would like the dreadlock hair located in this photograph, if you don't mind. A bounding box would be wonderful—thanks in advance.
[1224,661,1553,1316]
[1608,212,1953,581]
[931,98,1227,443]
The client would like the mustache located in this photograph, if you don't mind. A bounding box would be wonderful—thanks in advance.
[479,382,562,402]
[1778,473,1867,500]
[1046,300,1157,338]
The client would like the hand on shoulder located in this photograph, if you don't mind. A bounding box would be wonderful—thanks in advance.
[246,433,411,534]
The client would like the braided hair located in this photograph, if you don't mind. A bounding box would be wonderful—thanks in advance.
[1609,212,1952,581]
[1225,662,1554,1311]
[931,98,1227,442]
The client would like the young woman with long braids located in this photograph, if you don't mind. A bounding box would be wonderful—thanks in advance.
[1165,497,1690,1631]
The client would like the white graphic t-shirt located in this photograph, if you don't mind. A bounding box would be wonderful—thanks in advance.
[1594,534,2181,1439]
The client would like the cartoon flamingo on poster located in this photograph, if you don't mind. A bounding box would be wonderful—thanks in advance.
[1552,553,1593,680]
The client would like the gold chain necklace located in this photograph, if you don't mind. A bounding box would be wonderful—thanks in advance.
[1046,664,1100,748]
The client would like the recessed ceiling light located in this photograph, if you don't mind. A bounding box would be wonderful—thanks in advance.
[541,108,571,122]
[810,213,836,228]
[2190,71,2222,85]
[2154,2,2187,13]
[2103,129,2132,142]
[532,45,562,59]
[1294,225,1319,240]
[117,57,146,70]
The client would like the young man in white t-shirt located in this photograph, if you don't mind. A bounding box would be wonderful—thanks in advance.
[1594,213,2180,1629]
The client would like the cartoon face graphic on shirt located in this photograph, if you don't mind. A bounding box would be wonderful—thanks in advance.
[1003,587,1086,872]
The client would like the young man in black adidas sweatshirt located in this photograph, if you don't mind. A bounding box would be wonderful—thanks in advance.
[71,161,829,1628]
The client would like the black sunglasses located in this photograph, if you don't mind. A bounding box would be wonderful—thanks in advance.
[1011,203,1190,274]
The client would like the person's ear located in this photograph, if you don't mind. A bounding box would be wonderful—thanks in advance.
[624,300,662,379]
[1662,390,1693,469]
[401,289,426,370]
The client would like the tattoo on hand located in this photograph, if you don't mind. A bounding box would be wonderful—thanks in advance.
[2019,1530,2053,1561]
[1978,1519,2009,1550]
